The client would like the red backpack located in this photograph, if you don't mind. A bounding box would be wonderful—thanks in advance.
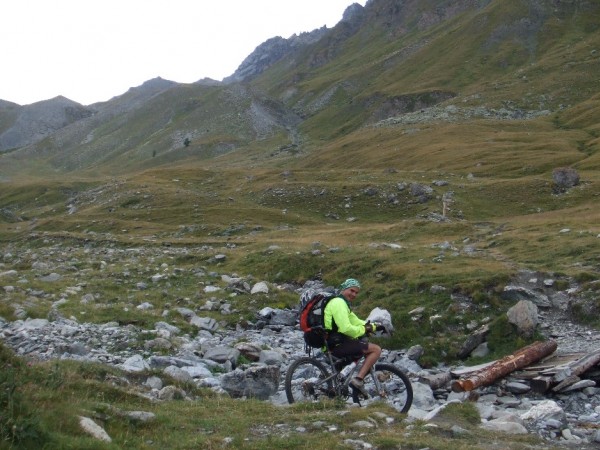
[298,289,337,348]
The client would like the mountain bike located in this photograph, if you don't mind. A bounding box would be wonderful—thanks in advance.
[284,329,413,413]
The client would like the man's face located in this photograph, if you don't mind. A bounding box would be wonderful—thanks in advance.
[343,287,360,301]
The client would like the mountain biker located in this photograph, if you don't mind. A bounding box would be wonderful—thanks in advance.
[323,278,381,397]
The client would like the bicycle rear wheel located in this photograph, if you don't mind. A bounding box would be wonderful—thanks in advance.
[285,357,334,404]
[364,363,413,413]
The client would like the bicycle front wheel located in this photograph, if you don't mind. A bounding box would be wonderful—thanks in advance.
[364,363,413,413]
[285,357,334,404]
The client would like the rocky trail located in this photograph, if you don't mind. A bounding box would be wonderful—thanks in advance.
[1,247,600,447]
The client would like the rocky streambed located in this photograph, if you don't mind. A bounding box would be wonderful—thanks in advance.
[2,273,600,448]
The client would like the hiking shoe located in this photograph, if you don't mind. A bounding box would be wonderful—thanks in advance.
[349,377,369,398]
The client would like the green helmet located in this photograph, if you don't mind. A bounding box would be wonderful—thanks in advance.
[339,278,361,290]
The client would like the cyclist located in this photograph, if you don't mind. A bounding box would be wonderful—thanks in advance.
[323,278,381,397]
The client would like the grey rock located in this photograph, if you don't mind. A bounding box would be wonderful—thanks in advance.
[0,270,18,278]
[120,355,150,373]
[471,342,489,358]
[204,346,240,367]
[39,273,61,282]
[164,365,193,383]
[144,376,163,390]
[506,381,531,394]
[190,316,218,332]
[258,350,283,366]
[410,382,437,411]
[180,365,212,378]
[502,285,550,308]
[507,300,538,338]
[220,365,280,400]
[79,416,112,442]
[125,411,156,423]
[481,418,528,434]
[267,309,296,326]
[250,281,269,294]
[235,342,262,361]
[406,345,424,361]
[157,385,187,401]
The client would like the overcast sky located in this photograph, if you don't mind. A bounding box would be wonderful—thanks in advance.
[1,0,366,106]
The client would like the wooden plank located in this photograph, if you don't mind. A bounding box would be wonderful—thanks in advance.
[552,375,581,392]
[531,376,553,394]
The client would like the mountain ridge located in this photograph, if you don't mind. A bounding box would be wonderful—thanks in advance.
[0,0,598,177]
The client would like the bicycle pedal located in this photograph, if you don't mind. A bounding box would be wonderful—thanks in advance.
[351,385,369,400]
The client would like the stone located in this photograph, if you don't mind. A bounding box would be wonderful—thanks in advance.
[204,346,240,366]
[157,385,187,401]
[38,273,61,282]
[220,365,280,400]
[521,400,566,424]
[481,419,528,434]
[190,316,218,331]
[125,411,156,423]
[406,345,424,361]
[258,350,283,366]
[180,365,212,378]
[0,270,18,278]
[144,376,163,390]
[507,300,538,338]
[502,286,550,308]
[120,355,150,373]
[164,365,193,383]
[506,381,531,394]
[79,416,111,442]
[251,281,269,294]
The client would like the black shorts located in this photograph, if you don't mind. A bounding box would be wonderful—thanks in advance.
[330,336,368,359]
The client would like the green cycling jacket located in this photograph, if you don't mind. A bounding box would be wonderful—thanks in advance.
[324,296,367,339]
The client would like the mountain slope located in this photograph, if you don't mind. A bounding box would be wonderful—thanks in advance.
[0,0,598,179]
[0,96,94,152]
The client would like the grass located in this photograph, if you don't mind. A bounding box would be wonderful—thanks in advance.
[1,340,565,450]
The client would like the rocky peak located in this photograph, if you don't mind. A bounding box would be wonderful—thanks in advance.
[224,26,330,83]
[0,96,95,152]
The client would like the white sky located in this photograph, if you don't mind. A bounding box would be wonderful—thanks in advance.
[1,0,366,106]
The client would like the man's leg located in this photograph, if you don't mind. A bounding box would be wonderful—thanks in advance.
[357,343,381,379]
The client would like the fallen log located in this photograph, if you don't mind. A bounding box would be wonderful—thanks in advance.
[532,349,600,393]
[452,340,558,392]
[554,349,600,380]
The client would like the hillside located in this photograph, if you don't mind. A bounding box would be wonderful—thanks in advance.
[0,0,599,448]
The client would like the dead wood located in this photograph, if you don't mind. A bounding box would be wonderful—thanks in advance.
[452,340,558,392]
[532,349,600,393]
[531,376,554,394]
[552,375,581,393]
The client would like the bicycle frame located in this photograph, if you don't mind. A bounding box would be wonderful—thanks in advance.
[321,342,386,400]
